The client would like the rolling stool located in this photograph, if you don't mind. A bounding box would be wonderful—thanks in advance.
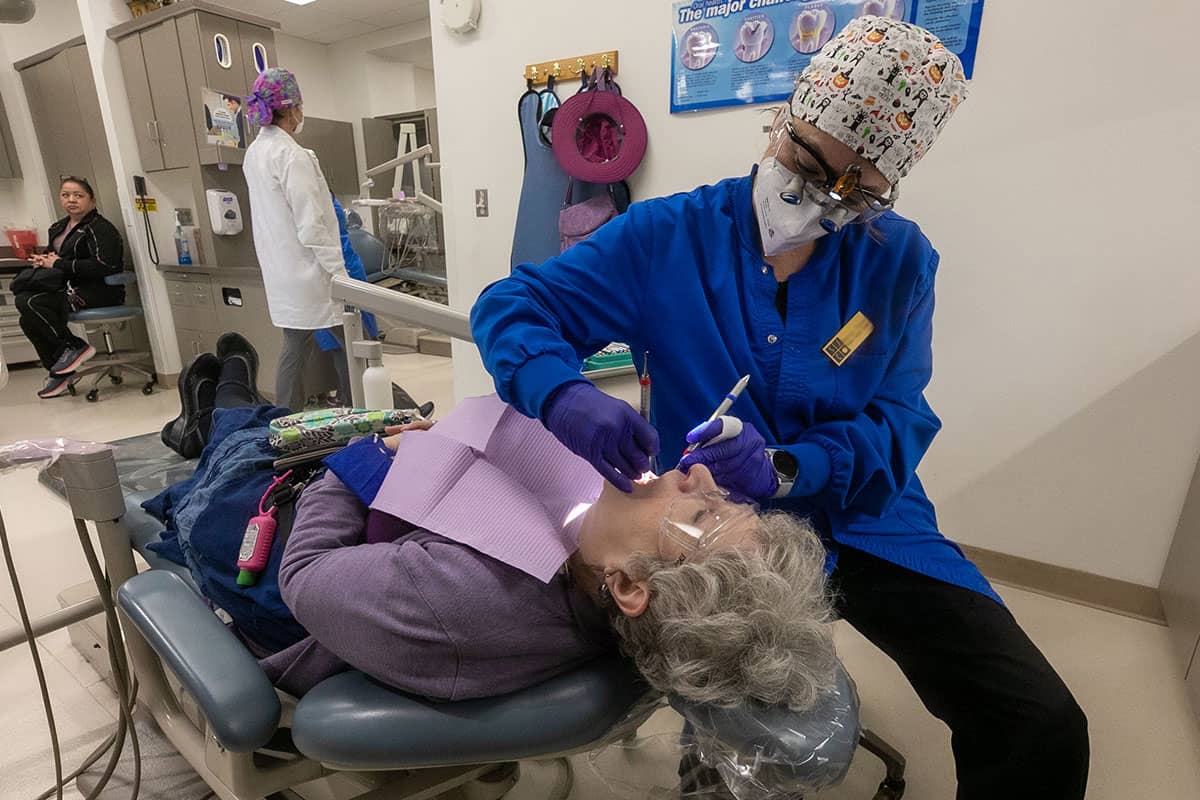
[67,272,156,402]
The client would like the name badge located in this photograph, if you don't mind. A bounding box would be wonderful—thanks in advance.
[823,312,875,366]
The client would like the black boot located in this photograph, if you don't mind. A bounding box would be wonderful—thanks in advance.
[161,354,220,458]
[217,332,264,403]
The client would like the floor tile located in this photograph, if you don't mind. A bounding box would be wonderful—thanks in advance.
[0,605,119,800]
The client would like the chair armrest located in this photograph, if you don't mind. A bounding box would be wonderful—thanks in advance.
[104,272,137,287]
[117,570,281,752]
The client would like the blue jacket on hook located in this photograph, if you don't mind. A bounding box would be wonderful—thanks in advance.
[472,168,998,604]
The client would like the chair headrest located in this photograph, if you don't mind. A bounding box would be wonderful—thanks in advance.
[345,208,364,230]
[668,658,860,793]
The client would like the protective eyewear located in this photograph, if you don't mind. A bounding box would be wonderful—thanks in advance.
[660,490,758,565]
[779,119,897,231]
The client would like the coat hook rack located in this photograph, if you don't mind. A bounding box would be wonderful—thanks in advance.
[525,50,618,85]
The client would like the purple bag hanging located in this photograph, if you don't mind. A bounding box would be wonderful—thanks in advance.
[558,178,617,252]
[557,67,623,252]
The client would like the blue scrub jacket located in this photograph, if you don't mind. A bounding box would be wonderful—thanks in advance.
[472,170,997,603]
[315,195,379,352]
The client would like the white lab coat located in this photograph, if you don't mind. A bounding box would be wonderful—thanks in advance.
[243,125,348,329]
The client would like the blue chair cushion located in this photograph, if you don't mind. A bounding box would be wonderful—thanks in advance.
[348,228,386,279]
[292,656,652,770]
[70,305,142,323]
[105,272,138,287]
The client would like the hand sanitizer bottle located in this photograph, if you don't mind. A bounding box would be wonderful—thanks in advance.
[174,210,192,265]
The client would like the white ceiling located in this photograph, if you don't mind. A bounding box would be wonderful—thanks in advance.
[230,0,430,45]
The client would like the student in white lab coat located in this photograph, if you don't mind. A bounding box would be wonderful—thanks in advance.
[243,67,351,411]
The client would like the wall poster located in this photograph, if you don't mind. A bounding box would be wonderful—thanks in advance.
[671,0,985,113]
[202,87,248,148]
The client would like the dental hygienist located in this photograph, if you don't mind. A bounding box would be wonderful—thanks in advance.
[472,17,1088,799]
[243,67,352,411]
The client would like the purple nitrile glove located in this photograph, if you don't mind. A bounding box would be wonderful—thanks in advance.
[677,416,778,503]
[543,381,660,493]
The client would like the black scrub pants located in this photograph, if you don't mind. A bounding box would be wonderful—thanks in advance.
[15,289,88,371]
[830,545,1088,798]
[681,545,1089,799]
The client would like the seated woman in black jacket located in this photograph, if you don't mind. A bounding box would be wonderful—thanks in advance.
[15,176,125,399]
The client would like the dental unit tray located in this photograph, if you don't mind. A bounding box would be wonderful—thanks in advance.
[583,343,634,376]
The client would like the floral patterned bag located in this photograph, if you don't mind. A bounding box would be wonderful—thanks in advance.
[268,407,421,453]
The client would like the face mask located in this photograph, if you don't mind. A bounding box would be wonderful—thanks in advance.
[753,157,829,256]
[292,109,305,134]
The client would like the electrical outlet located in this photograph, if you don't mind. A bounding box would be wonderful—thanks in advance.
[177,208,194,225]
[133,175,147,195]
[475,189,489,217]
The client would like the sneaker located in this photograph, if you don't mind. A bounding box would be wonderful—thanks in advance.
[391,383,434,419]
[50,343,96,376]
[37,374,71,399]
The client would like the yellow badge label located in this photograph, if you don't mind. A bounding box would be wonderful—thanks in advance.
[134,197,157,212]
[823,312,875,366]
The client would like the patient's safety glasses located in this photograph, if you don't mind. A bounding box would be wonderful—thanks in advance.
[779,119,897,226]
[660,490,758,565]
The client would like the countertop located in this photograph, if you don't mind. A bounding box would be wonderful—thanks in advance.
[0,258,33,276]
[156,263,263,279]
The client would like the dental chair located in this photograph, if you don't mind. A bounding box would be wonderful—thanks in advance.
[344,208,387,286]
[346,207,448,291]
[65,278,906,800]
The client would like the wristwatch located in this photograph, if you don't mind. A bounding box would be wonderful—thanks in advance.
[765,448,798,499]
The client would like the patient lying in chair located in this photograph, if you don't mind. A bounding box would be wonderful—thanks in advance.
[262,394,836,713]
[160,350,837,712]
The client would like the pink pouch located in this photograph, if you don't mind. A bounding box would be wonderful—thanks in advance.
[558,179,617,252]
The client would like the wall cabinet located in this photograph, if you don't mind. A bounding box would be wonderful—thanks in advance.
[292,117,358,196]
[114,7,276,172]
[0,91,21,179]
[109,4,282,273]
[18,43,127,256]
[237,22,275,92]
[162,268,335,402]
[118,20,196,171]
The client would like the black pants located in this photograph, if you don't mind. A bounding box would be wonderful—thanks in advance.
[15,289,86,370]
[831,545,1089,799]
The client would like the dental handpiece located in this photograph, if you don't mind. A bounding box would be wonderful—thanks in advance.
[682,374,751,456]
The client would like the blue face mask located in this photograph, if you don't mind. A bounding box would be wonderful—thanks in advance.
[752,157,830,256]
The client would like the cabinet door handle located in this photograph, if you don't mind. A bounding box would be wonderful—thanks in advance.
[153,120,162,146]
[146,121,157,142]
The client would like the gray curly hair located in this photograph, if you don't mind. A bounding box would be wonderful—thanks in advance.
[610,511,836,712]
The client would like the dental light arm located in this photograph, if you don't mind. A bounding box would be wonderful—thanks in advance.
[364,145,434,179]
[357,145,442,213]
[332,275,470,340]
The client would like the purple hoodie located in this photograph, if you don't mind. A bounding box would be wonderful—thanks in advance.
[259,398,614,699]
